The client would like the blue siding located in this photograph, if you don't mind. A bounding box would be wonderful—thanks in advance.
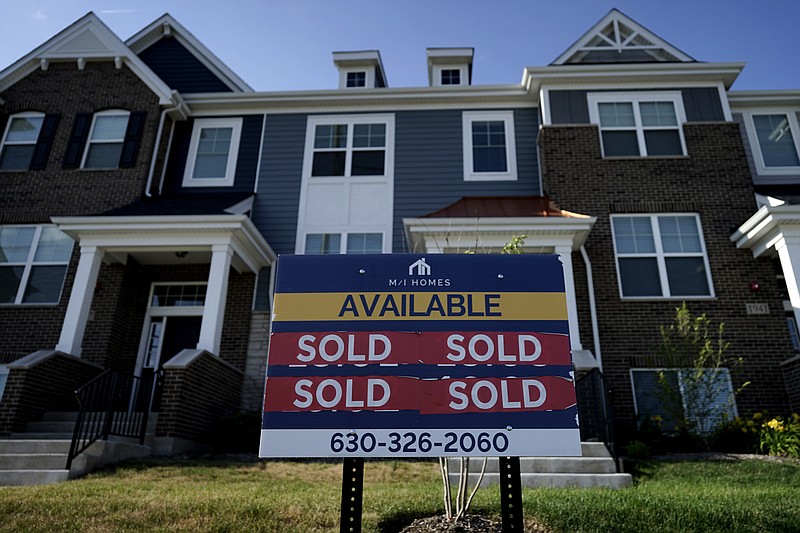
[163,115,263,195]
[392,108,541,252]
[138,38,232,93]
[252,114,307,255]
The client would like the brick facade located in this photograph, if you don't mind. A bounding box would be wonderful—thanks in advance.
[539,122,794,434]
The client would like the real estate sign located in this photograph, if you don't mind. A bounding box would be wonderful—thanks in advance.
[259,254,581,458]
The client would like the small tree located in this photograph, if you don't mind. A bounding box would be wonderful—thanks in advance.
[655,303,748,449]
[439,235,528,522]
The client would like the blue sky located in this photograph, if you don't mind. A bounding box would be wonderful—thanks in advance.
[1,0,798,92]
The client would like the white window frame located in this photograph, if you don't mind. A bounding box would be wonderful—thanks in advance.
[302,231,386,255]
[631,368,737,434]
[339,68,373,89]
[0,225,73,305]
[433,64,467,87]
[610,213,714,300]
[741,109,800,176]
[182,117,243,187]
[0,112,44,171]
[296,114,395,254]
[462,110,517,181]
[81,109,130,169]
[587,91,688,157]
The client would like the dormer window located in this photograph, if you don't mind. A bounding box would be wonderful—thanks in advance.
[183,117,242,187]
[440,68,461,86]
[346,71,367,88]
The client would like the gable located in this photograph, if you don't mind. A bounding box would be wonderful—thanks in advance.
[553,9,695,65]
[138,38,233,93]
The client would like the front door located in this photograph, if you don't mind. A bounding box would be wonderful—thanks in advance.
[137,283,207,411]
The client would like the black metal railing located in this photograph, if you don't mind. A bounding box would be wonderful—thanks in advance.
[66,370,161,470]
[576,368,620,472]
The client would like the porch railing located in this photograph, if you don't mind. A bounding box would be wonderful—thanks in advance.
[65,369,161,470]
[575,368,620,472]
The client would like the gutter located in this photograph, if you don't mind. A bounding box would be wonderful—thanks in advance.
[145,91,189,197]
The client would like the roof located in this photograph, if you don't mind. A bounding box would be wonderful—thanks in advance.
[100,193,253,217]
[125,14,252,93]
[420,196,589,219]
[0,12,175,105]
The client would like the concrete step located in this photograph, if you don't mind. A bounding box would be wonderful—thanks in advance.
[0,439,71,454]
[449,456,617,474]
[580,442,612,457]
[455,472,632,489]
[9,432,74,440]
[0,453,68,470]
[0,469,69,486]
[25,419,157,434]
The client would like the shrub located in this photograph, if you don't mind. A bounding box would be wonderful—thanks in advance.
[759,414,800,458]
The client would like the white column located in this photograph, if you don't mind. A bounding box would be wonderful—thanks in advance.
[56,245,104,356]
[776,235,800,330]
[556,246,583,352]
[197,244,233,354]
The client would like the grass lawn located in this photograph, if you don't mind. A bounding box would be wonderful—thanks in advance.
[0,457,798,532]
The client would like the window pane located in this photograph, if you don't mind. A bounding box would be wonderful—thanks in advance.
[353,124,385,148]
[0,227,35,262]
[632,370,682,431]
[473,146,507,172]
[787,318,800,351]
[753,114,800,167]
[91,114,128,140]
[21,265,67,303]
[640,102,677,127]
[680,368,735,435]
[618,257,662,296]
[33,227,73,262]
[314,125,347,149]
[441,69,460,85]
[598,102,635,127]
[613,217,655,253]
[351,150,385,175]
[84,143,123,168]
[346,72,366,87]
[665,257,710,296]
[305,234,341,254]
[658,216,701,253]
[602,130,639,156]
[193,153,229,179]
[347,233,383,254]
[0,145,35,171]
[312,152,346,176]
[644,130,683,156]
[0,266,24,303]
[6,116,43,143]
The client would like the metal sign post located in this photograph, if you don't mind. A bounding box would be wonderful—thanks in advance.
[340,457,364,533]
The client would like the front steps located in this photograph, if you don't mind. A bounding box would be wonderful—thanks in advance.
[448,442,632,489]
[0,411,155,486]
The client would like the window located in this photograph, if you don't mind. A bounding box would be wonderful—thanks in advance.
[462,111,517,181]
[588,92,687,157]
[441,69,461,85]
[611,214,713,298]
[82,110,130,168]
[183,118,243,187]
[787,317,800,351]
[304,233,383,254]
[0,225,73,305]
[310,119,388,177]
[742,111,800,175]
[346,71,366,88]
[0,113,43,170]
[631,368,737,434]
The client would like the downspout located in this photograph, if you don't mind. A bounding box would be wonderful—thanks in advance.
[145,91,188,197]
[580,245,602,371]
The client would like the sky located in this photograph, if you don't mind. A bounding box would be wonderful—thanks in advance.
[0,0,798,93]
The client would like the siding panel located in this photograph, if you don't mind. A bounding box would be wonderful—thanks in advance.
[138,38,232,93]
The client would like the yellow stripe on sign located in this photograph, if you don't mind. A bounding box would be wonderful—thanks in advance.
[273,292,567,322]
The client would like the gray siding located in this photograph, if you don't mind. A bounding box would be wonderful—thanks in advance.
[549,88,725,125]
[393,108,540,252]
[252,114,307,255]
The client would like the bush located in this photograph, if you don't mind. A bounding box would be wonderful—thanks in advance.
[713,413,762,454]
[209,410,262,454]
[760,414,800,458]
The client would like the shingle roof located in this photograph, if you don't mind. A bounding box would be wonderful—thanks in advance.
[100,193,253,216]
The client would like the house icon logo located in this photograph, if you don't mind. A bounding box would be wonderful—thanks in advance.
[408,258,431,276]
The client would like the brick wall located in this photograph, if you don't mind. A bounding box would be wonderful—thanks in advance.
[0,61,161,359]
[156,351,243,442]
[540,122,794,435]
[242,311,270,411]
[0,352,102,434]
